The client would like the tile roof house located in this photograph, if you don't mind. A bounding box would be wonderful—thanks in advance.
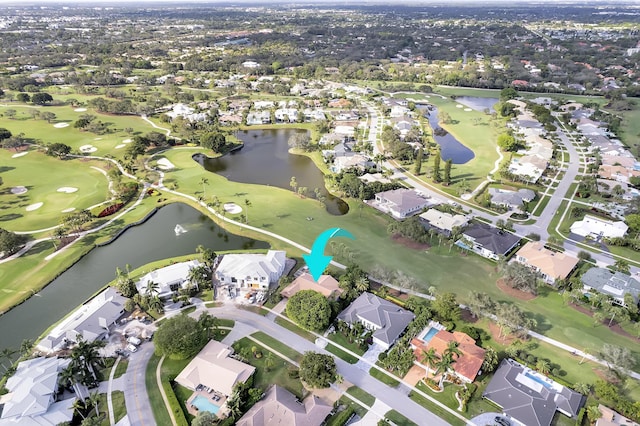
[489,188,536,211]
[215,250,287,291]
[37,287,126,353]
[281,273,343,300]
[236,385,332,426]
[175,340,255,397]
[135,260,203,299]
[595,404,640,426]
[570,215,628,240]
[419,209,469,236]
[372,189,432,219]
[515,242,579,284]
[483,359,584,426]
[337,292,414,350]
[0,357,75,426]
[411,327,485,383]
[459,224,521,261]
[581,267,640,308]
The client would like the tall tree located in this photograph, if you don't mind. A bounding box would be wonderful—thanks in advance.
[413,148,423,175]
[443,159,452,185]
[432,150,441,182]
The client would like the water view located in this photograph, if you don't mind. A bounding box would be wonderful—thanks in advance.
[421,106,475,164]
[0,203,268,355]
[198,128,349,215]
[455,96,499,112]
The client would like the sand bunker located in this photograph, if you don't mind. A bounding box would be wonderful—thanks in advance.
[456,104,463,108]
[11,152,29,158]
[79,145,98,153]
[11,186,27,195]
[156,158,175,170]
[223,203,242,214]
[464,108,472,112]
[74,108,87,112]
[115,144,126,149]
[122,138,132,144]
[61,207,76,213]
[53,123,69,128]
[94,137,102,141]
[57,187,78,193]
[26,202,43,211]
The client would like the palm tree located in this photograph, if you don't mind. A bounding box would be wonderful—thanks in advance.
[198,312,218,339]
[72,398,88,420]
[354,276,369,293]
[265,352,275,372]
[144,280,160,297]
[0,348,16,371]
[244,199,251,223]
[87,392,101,416]
[536,359,551,375]
[289,176,298,193]
[148,296,164,314]
[586,405,602,423]
[19,339,33,357]
[420,348,438,378]
[444,341,462,361]
[373,153,386,171]
[573,382,592,395]
[58,365,77,390]
[434,354,454,388]
[199,177,209,197]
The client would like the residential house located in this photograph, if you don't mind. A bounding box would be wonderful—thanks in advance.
[0,357,75,426]
[598,164,640,184]
[411,325,485,383]
[332,154,370,173]
[514,241,579,284]
[483,359,584,426]
[135,260,203,299]
[489,188,536,211]
[246,111,271,125]
[281,273,343,300]
[459,224,521,261]
[242,61,260,68]
[595,404,640,426]
[570,215,628,240]
[166,103,207,122]
[419,209,469,236]
[37,287,126,353]
[337,292,415,350]
[581,267,640,308]
[371,189,432,219]
[175,340,255,397]
[274,108,298,123]
[236,385,332,426]
[215,250,287,292]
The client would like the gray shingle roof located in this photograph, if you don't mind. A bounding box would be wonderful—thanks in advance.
[337,293,414,346]
[463,224,521,256]
[581,267,640,304]
[483,359,583,426]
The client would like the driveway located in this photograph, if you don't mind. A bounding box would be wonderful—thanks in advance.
[122,343,155,426]
[354,343,385,373]
[470,412,505,426]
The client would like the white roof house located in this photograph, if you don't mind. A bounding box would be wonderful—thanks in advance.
[0,357,75,426]
[37,287,126,353]
[419,209,469,235]
[136,260,203,299]
[215,250,286,291]
[570,215,628,239]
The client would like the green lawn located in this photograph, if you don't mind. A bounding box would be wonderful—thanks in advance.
[370,366,400,387]
[112,391,127,424]
[250,331,303,363]
[274,317,317,341]
[385,409,418,426]
[346,386,375,407]
[325,344,359,364]
[0,149,110,231]
[326,331,367,356]
[232,337,305,399]
[113,359,129,379]
[145,354,173,426]
[408,383,466,426]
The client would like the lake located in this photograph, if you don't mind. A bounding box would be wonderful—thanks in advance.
[198,128,348,215]
[0,203,267,355]
[421,106,475,164]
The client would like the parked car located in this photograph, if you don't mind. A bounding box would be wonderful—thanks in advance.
[494,416,510,426]
[127,344,138,353]
[127,336,142,346]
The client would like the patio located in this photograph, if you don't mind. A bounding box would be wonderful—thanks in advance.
[185,387,227,418]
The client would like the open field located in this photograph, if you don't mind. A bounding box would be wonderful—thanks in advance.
[0,149,110,231]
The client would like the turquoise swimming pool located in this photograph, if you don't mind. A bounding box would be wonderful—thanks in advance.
[191,395,220,415]
[421,327,439,344]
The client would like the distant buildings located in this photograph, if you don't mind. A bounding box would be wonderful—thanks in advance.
[581,268,640,308]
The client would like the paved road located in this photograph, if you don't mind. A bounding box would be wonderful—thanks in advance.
[122,344,155,426]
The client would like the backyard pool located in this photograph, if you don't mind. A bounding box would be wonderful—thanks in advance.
[191,395,220,415]
[524,372,553,389]
[421,327,440,344]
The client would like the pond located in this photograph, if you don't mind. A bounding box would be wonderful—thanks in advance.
[420,106,475,164]
[197,128,348,215]
[455,96,499,113]
[0,203,268,356]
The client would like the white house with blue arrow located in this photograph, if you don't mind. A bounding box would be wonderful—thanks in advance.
[215,250,287,292]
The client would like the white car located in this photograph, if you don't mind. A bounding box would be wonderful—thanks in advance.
[127,344,138,353]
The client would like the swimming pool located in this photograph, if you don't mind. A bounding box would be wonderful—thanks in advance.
[421,327,439,344]
[191,395,220,415]
[524,372,553,389]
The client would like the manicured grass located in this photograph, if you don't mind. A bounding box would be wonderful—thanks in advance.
[346,386,375,407]
[0,149,110,231]
[370,366,400,387]
[327,331,367,356]
[232,337,305,399]
[181,306,197,315]
[532,195,551,217]
[385,409,418,426]
[112,391,127,424]
[113,358,129,379]
[409,383,466,426]
[159,356,191,426]
[274,317,316,341]
[250,331,302,362]
[325,344,359,364]
[145,354,173,426]
[338,395,367,417]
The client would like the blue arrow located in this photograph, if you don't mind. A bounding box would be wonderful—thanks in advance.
[303,228,355,282]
